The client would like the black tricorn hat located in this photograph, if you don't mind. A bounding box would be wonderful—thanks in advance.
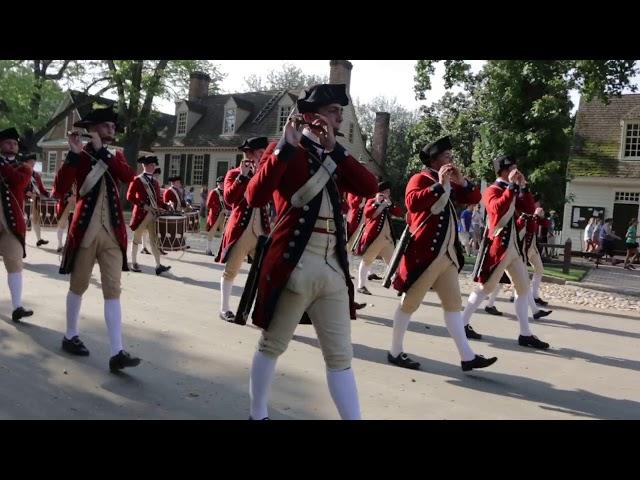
[492,154,517,175]
[73,104,123,132]
[154,167,162,175]
[137,155,160,165]
[0,127,21,143]
[216,176,225,183]
[238,137,269,151]
[419,136,453,165]
[297,83,349,114]
[167,175,182,182]
[19,152,37,161]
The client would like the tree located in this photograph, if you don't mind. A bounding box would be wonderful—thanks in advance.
[355,96,420,200]
[0,60,111,151]
[413,59,639,216]
[243,63,327,91]
[103,60,225,168]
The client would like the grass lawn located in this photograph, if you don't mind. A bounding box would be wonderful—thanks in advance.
[463,255,589,282]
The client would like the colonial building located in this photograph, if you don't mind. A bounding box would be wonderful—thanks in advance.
[151,60,386,189]
[562,93,640,250]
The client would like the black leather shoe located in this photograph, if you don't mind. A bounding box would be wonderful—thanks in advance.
[464,324,482,340]
[131,263,141,272]
[219,311,235,322]
[387,352,421,370]
[140,248,151,255]
[484,306,503,316]
[36,239,49,246]
[205,250,214,256]
[509,296,515,303]
[368,273,382,281]
[518,335,550,349]
[12,306,34,323]
[461,354,498,372]
[248,416,270,420]
[159,249,167,255]
[109,350,141,372]
[534,297,548,306]
[56,246,63,253]
[155,264,171,275]
[357,286,372,295]
[533,309,552,320]
[354,302,367,310]
[62,336,90,356]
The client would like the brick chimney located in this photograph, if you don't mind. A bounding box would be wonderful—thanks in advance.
[188,71,211,101]
[329,60,353,95]
[371,112,390,166]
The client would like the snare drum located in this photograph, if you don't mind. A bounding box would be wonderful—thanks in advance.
[156,215,188,251]
[185,211,200,233]
[39,197,59,227]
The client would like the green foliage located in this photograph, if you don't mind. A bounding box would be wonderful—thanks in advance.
[243,63,327,91]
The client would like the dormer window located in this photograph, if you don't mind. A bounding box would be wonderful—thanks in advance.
[224,108,236,134]
[623,122,640,159]
[177,112,187,135]
[278,105,292,132]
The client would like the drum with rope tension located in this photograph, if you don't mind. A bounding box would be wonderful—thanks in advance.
[156,215,188,251]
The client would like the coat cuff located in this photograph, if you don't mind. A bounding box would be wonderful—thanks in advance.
[274,137,297,162]
[508,183,520,194]
[65,151,81,166]
[327,142,348,164]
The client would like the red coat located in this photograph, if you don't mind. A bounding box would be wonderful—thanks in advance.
[0,160,33,257]
[246,137,378,330]
[53,145,135,274]
[393,170,481,293]
[346,193,366,238]
[163,186,185,210]
[474,181,535,283]
[54,191,75,220]
[126,174,166,231]
[27,171,50,198]
[215,167,271,262]
[206,188,227,231]
[354,197,402,255]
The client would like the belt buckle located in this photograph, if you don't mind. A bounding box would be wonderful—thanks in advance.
[326,218,336,234]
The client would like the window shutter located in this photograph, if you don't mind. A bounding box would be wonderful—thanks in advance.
[203,154,211,186]
[164,154,170,184]
[185,154,193,184]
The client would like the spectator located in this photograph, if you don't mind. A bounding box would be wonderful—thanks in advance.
[471,204,483,253]
[623,218,640,270]
[459,205,474,256]
[584,217,597,253]
[199,186,208,218]
[599,218,621,264]
[185,186,195,206]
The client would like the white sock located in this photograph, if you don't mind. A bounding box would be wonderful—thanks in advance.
[514,292,533,336]
[142,234,148,250]
[65,291,82,339]
[486,287,500,307]
[220,276,233,313]
[462,290,487,326]
[390,306,412,357]
[358,261,368,289]
[444,310,476,361]
[56,229,64,249]
[131,242,139,265]
[34,222,41,241]
[104,299,123,356]
[249,350,277,420]
[326,368,361,420]
[526,290,539,314]
[531,274,542,299]
[7,272,22,310]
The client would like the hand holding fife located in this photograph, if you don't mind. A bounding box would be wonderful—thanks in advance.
[67,132,83,154]
[87,131,103,152]
[449,165,465,185]
[438,164,453,186]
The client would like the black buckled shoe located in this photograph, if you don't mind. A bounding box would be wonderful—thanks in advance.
[387,352,421,370]
[484,306,503,316]
[36,239,49,247]
[131,263,141,272]
[56,246,63,253]
[509,296,515,303]
[368,273,382,281]
[354,302,367,310]
[62,336,90,356]
[461,354,498,372]
[534,297,549,306]
[248,416,270,420]
[464,324,482,340]
[205,250,214,256]
[518,335,550,349]
[12,306,34,323]
[533,309,552,320]
[357,286,372,295]
[159,249,167,255]
[109,350,141,372]
[155,264,171,276]
[219,311,235,322]
[140,248,151,255]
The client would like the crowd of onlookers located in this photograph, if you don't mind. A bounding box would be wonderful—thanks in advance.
[583,216,640,269]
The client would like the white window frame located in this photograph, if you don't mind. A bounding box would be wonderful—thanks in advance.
[621,121,640,160]
[614,191,640,204]
[169,155,181,178]
[278,105,292,132]
[223,108,236,134]
[47,151,57,174]
[177,112,187,135]
[192,154,205,185]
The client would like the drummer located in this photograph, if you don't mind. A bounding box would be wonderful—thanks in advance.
[163,175,186,212]
[127,155,171,275]
[21,153,50,247]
